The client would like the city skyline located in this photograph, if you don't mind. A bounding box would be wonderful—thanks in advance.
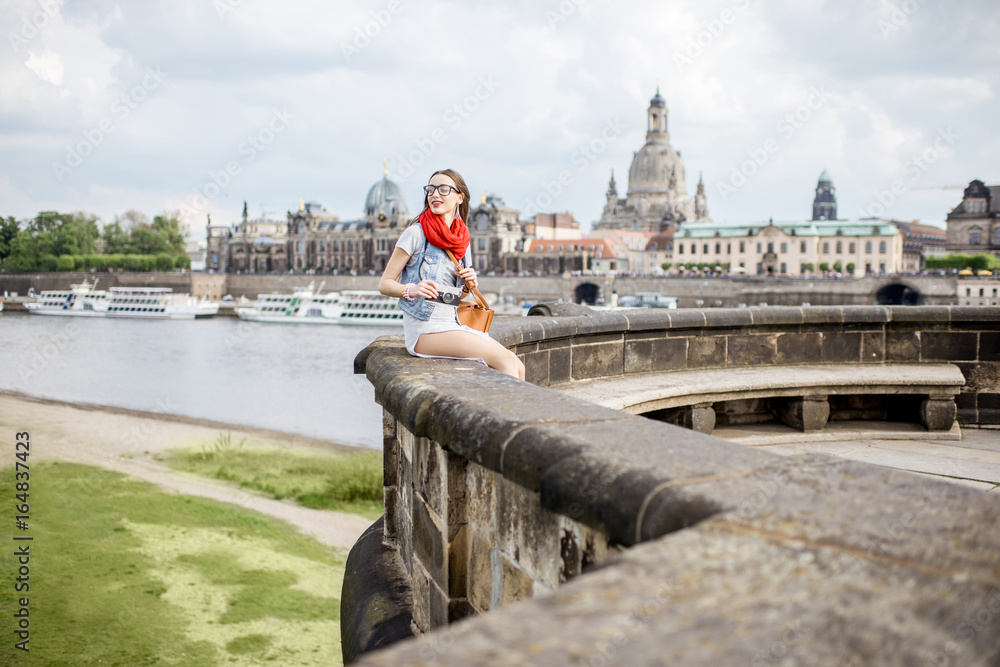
[2,0,998,237]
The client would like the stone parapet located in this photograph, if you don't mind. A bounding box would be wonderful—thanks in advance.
[349,306,1000,665]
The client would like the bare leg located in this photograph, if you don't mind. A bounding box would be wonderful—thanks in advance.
[414,330,525,380]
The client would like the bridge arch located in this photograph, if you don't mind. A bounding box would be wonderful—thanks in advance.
[876,282,922,305]
[574,282,600,305]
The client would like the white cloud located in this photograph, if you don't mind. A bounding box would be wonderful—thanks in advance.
[24,50,63,85]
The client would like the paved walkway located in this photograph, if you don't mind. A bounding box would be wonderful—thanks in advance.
[714,421,1000,492]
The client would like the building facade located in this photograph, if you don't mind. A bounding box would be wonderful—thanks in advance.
[946,179,1000,257]
[595,90,709,233]
[674,219,903,277]
[467,194,526,274]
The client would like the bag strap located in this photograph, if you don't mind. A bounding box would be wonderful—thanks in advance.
[444,249,490,310]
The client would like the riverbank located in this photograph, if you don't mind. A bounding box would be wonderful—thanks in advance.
[0,391,373,549]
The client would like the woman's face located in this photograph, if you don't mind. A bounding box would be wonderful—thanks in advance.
[426,174,463,215]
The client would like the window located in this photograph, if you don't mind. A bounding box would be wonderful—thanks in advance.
[849,242,856,253]
[477,238,487,252]
[756,243,762,253]
[703,244,709,254]
[650,242,658,250]
[800,241,806,253]
[823,242,829,253]
[879,241,886,254]
[970,231,981,245]
[320,241,326,252]
[780,262,787,274]
[715,243,721,254]
[547,244,554,251]
[865,241,872,254]
[994,228,1000,245]
[768,242,774,253]
[347,240,354,252]
[780,242,787,253]
[727,243,731,253]
[836,241,842,254]
[740,241,746,253]
[296,241,304,252]
[678,244,684,254]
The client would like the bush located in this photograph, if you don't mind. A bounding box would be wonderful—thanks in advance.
[140,255,156,272]
[39,254,58,271]
[174,254,191,270]
[92,255,108,270]
[155,253,173,271]
[819,262,830,272]
[846,262,856,275]
[106,254,124,269]
[833,261,843,272]
[926,254,1000,271]
[123,255,141,271]
[57,254,75,271]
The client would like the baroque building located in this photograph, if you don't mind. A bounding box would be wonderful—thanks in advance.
[946,179,1000,256]
[595,89,709,232]
[812,169,838,221]
[674,219,903,277]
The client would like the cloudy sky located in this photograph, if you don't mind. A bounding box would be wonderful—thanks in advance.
[2,0,998,240]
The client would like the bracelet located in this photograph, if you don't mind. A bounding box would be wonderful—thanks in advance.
[403,283,415,301]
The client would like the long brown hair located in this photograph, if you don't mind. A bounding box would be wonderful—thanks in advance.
[412,168,470,224]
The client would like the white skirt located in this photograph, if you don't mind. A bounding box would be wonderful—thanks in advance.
[403,304,490,365]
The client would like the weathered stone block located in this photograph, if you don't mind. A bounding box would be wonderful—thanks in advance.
[468,534,493,614]
[448,525,469,600]
[861,331,885,363]
[776,396,830,432]
[522,351,549,385]
[687,335,726,368]
[885,331,920,361]
[685,403,716,434]
[412,496,447,590]
[466,464,497,543]
[921,331,978,361]
[411,559,448,632]
[726,334,777,366]
[979,392,1000,424]
[920,396,957,430]
[956,391,978,424]
[776,332,822,364]
[571,341,623,380]
[499,554,534,607]
[980,331,1000,361]
[821,332,861,362]
[413,437,446,518]
[548,346,572,384]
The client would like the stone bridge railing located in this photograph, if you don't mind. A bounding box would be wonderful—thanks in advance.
[346,306,1000,666]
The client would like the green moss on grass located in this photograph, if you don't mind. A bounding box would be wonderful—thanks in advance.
[165,440,384,520]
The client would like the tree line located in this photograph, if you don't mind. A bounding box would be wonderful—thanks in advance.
[0,210,191,272]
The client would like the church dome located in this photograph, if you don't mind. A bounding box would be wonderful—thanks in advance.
[365,175,409,217]
[650,89,665,108]
[628,142,686,195]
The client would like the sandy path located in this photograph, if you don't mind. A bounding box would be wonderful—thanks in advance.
[0,392,375,550]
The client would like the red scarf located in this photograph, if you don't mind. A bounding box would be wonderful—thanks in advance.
[419,208,470,261]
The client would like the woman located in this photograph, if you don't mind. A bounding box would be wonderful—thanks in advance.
[378,169,525,380]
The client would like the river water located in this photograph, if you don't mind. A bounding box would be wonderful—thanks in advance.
[0,312,395,449]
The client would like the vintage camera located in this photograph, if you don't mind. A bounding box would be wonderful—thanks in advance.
[428,283,464,307]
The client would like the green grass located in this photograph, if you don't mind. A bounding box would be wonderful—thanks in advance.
[163,435,384,521]
[0,462,346,667]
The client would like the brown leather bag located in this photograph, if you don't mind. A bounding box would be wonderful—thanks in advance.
[445,249,494,333]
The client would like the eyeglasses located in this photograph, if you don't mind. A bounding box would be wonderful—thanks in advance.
[423,184,459,196]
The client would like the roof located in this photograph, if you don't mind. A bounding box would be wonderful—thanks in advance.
[649,89,665,108]
[818,168,833,183]
[316,220,367,232]
[677,219,900,239]
[526,238,620,259]
[365,176,409,216]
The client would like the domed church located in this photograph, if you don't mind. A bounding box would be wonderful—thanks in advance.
[595,89,710,232]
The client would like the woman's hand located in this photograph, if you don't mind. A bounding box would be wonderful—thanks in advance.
[456,266,478,290]
[411,279,438,300]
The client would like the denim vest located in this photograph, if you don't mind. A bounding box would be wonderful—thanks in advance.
[397,224,468,321]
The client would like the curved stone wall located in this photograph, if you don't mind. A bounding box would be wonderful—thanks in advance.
[349,306,1000,665]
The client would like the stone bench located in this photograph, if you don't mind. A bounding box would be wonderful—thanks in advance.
[554,363,965,434]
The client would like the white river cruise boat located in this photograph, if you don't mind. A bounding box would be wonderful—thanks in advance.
[24,280,110,316]
[104,287,219,319]
[235,284,402,326]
